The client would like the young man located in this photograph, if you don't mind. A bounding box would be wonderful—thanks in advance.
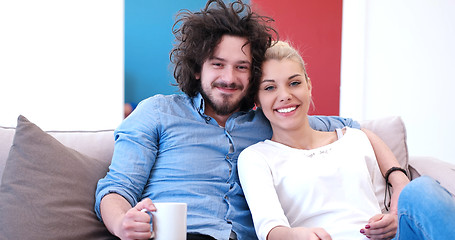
[95,1,391,239]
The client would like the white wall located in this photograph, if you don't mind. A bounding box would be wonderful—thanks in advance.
[0,0,124,131]
[341,0,455,164]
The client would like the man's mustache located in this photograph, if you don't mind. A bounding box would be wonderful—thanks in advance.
[212,81,244,91]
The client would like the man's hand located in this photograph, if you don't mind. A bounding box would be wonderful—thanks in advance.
[100,194,156,240]
[116,198,156,240]
[360,213,397,240]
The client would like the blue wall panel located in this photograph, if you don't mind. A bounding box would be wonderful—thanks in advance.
[125,0,246,105]
[125,1,205,105]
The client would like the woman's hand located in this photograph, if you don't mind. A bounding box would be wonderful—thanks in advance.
[360,213,397,240]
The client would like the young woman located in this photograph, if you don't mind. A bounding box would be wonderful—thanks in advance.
[238,41,455,240]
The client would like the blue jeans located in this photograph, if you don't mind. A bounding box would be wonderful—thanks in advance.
[394,176,455,240]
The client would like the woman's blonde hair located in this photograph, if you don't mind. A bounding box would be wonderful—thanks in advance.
[264,41,309,81]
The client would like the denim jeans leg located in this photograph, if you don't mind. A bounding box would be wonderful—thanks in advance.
[394,175,455,240]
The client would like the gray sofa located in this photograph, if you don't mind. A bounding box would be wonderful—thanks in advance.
[0,115,454,239]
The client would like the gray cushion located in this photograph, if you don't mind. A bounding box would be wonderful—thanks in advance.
[0,115,116,240]
[0,120,115,186]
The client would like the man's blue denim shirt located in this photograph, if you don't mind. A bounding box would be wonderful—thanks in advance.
[95,93,359,240]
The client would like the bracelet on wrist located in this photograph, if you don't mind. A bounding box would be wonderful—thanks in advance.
[385,167,407,185]
[383,167,407,211]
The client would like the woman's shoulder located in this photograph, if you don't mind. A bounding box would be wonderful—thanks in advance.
[339,127,372,147]
[242,140,271,154]
[240,140,278,159]
[238,141,279,173]
[344,127,367,136]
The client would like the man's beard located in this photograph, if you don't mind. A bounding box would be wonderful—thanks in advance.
[200,90,242,116]
[200,80,248,116]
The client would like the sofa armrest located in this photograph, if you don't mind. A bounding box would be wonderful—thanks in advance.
[408,156,455,195]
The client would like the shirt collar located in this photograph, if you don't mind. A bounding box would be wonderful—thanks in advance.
[192,93,205,115]
[192,92,253,124]
[192,93,213,123]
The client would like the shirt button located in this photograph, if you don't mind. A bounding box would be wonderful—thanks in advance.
[224,196,228,200]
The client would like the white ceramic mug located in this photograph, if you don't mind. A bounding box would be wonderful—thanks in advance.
[149,202,187,240]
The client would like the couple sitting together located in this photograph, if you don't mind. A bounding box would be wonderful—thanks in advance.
[95,0,455,239]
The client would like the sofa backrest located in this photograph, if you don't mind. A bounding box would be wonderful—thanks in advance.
[360,115,409,170]
[1,115,409,184]
[0,126,15,183]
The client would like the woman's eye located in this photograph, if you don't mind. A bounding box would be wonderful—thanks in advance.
[264,85,275,91]
[290,81,301,86]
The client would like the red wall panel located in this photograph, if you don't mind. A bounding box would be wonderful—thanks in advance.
[251,0,342,115]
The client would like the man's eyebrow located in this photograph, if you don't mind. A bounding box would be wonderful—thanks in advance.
[209,57,251,65]
[209,57,226,61]
[239,60,252,65]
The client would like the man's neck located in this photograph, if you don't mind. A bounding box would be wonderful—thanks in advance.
[204,107,231,127]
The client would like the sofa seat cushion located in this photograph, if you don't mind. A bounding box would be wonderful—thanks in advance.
[0,116,116,239]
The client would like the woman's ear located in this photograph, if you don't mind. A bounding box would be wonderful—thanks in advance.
[195,73,201,80]
[307,77,315,110]
[307,77,312,97]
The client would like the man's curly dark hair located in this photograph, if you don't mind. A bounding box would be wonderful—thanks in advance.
[170,0,277,111]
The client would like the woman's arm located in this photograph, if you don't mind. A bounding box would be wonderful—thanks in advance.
[268,226,332,240]
[238,148,292,240]
[362,128,410,212]
[361,129,410,240]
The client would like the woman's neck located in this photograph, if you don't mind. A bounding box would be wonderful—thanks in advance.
[271,121,337,150]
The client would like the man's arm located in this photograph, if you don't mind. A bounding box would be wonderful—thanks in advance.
[100,193,155,240]
[308,115,360,131]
